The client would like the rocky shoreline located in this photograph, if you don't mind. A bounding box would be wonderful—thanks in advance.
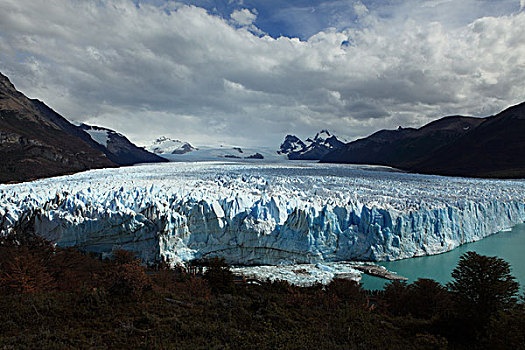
[354,264,408,281]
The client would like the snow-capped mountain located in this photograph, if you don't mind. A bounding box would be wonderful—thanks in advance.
[147,136,197,155]
[79,124,167,166]
[278,130,345,160]
[152,142,286,162]
[278,135,306,155]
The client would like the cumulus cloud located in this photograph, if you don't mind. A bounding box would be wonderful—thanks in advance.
[230,8,257,26]
[0,0,524,148]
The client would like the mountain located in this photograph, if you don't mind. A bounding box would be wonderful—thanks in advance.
[158,144,276,162]
[0,72,114,183]
[0,72,165,183]
[146,136,197,155]
[321,102,525,178]
[79,124,167,166]
[278,130,345,160]
[278,135,306,156]
[413,102,525,178]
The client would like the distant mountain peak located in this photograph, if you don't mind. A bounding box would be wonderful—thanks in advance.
[314,129,332,140]
[278,135,306,155]
[278,130,345,160]
[147,136,197,155]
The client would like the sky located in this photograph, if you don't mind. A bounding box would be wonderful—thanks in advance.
[1,0,525,148]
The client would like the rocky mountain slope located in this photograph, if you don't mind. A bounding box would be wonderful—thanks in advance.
[79,124,167,166]
[278,130,345,160]
[0,72,165,183]
[322,102,525,178]
[0,72,115,183]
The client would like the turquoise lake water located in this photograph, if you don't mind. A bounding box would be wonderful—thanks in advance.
[360,223,525,291]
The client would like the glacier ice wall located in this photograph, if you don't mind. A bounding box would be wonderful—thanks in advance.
[1,162,524,265]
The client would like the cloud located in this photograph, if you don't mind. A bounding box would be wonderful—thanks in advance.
[230,8,257,26]
[0,0,524,148]
[353,1,369,18]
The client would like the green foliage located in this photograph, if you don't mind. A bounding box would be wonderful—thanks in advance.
[407,279,451,319]
[382,279,450,320]
[483,306,525,349]
[448,251,520,322]
[382,280,410,316]
[326,278,368,308]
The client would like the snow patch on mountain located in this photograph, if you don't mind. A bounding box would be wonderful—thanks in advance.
[147,136,197,155]
[83,127,109,147]
[78,124,167,166]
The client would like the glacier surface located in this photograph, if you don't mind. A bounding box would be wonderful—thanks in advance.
[0,161,524,266]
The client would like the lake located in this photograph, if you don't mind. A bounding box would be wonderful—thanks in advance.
[361,223,525,291]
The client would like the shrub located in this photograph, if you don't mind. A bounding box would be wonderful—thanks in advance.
[202,257,235,295]
[325,278,368,308]
[0,253,56,293]
[106,250,151,297]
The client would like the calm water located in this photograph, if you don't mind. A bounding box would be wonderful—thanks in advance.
[361,223,525,291]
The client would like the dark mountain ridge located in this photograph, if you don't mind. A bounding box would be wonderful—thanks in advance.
[321,102,525,178]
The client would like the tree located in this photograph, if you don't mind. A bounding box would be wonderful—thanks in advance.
[202,257,235,295]
[0,232,56,293]
[448,251,519,324]
[382,280,410,316]
[407,278,451,319]
[484,306,525,349]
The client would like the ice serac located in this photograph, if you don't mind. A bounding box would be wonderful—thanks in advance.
[1,162,524,266]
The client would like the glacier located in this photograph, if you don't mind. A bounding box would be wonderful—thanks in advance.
[0,161,524,267]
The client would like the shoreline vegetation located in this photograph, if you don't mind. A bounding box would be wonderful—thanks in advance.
[1,231,524,349]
